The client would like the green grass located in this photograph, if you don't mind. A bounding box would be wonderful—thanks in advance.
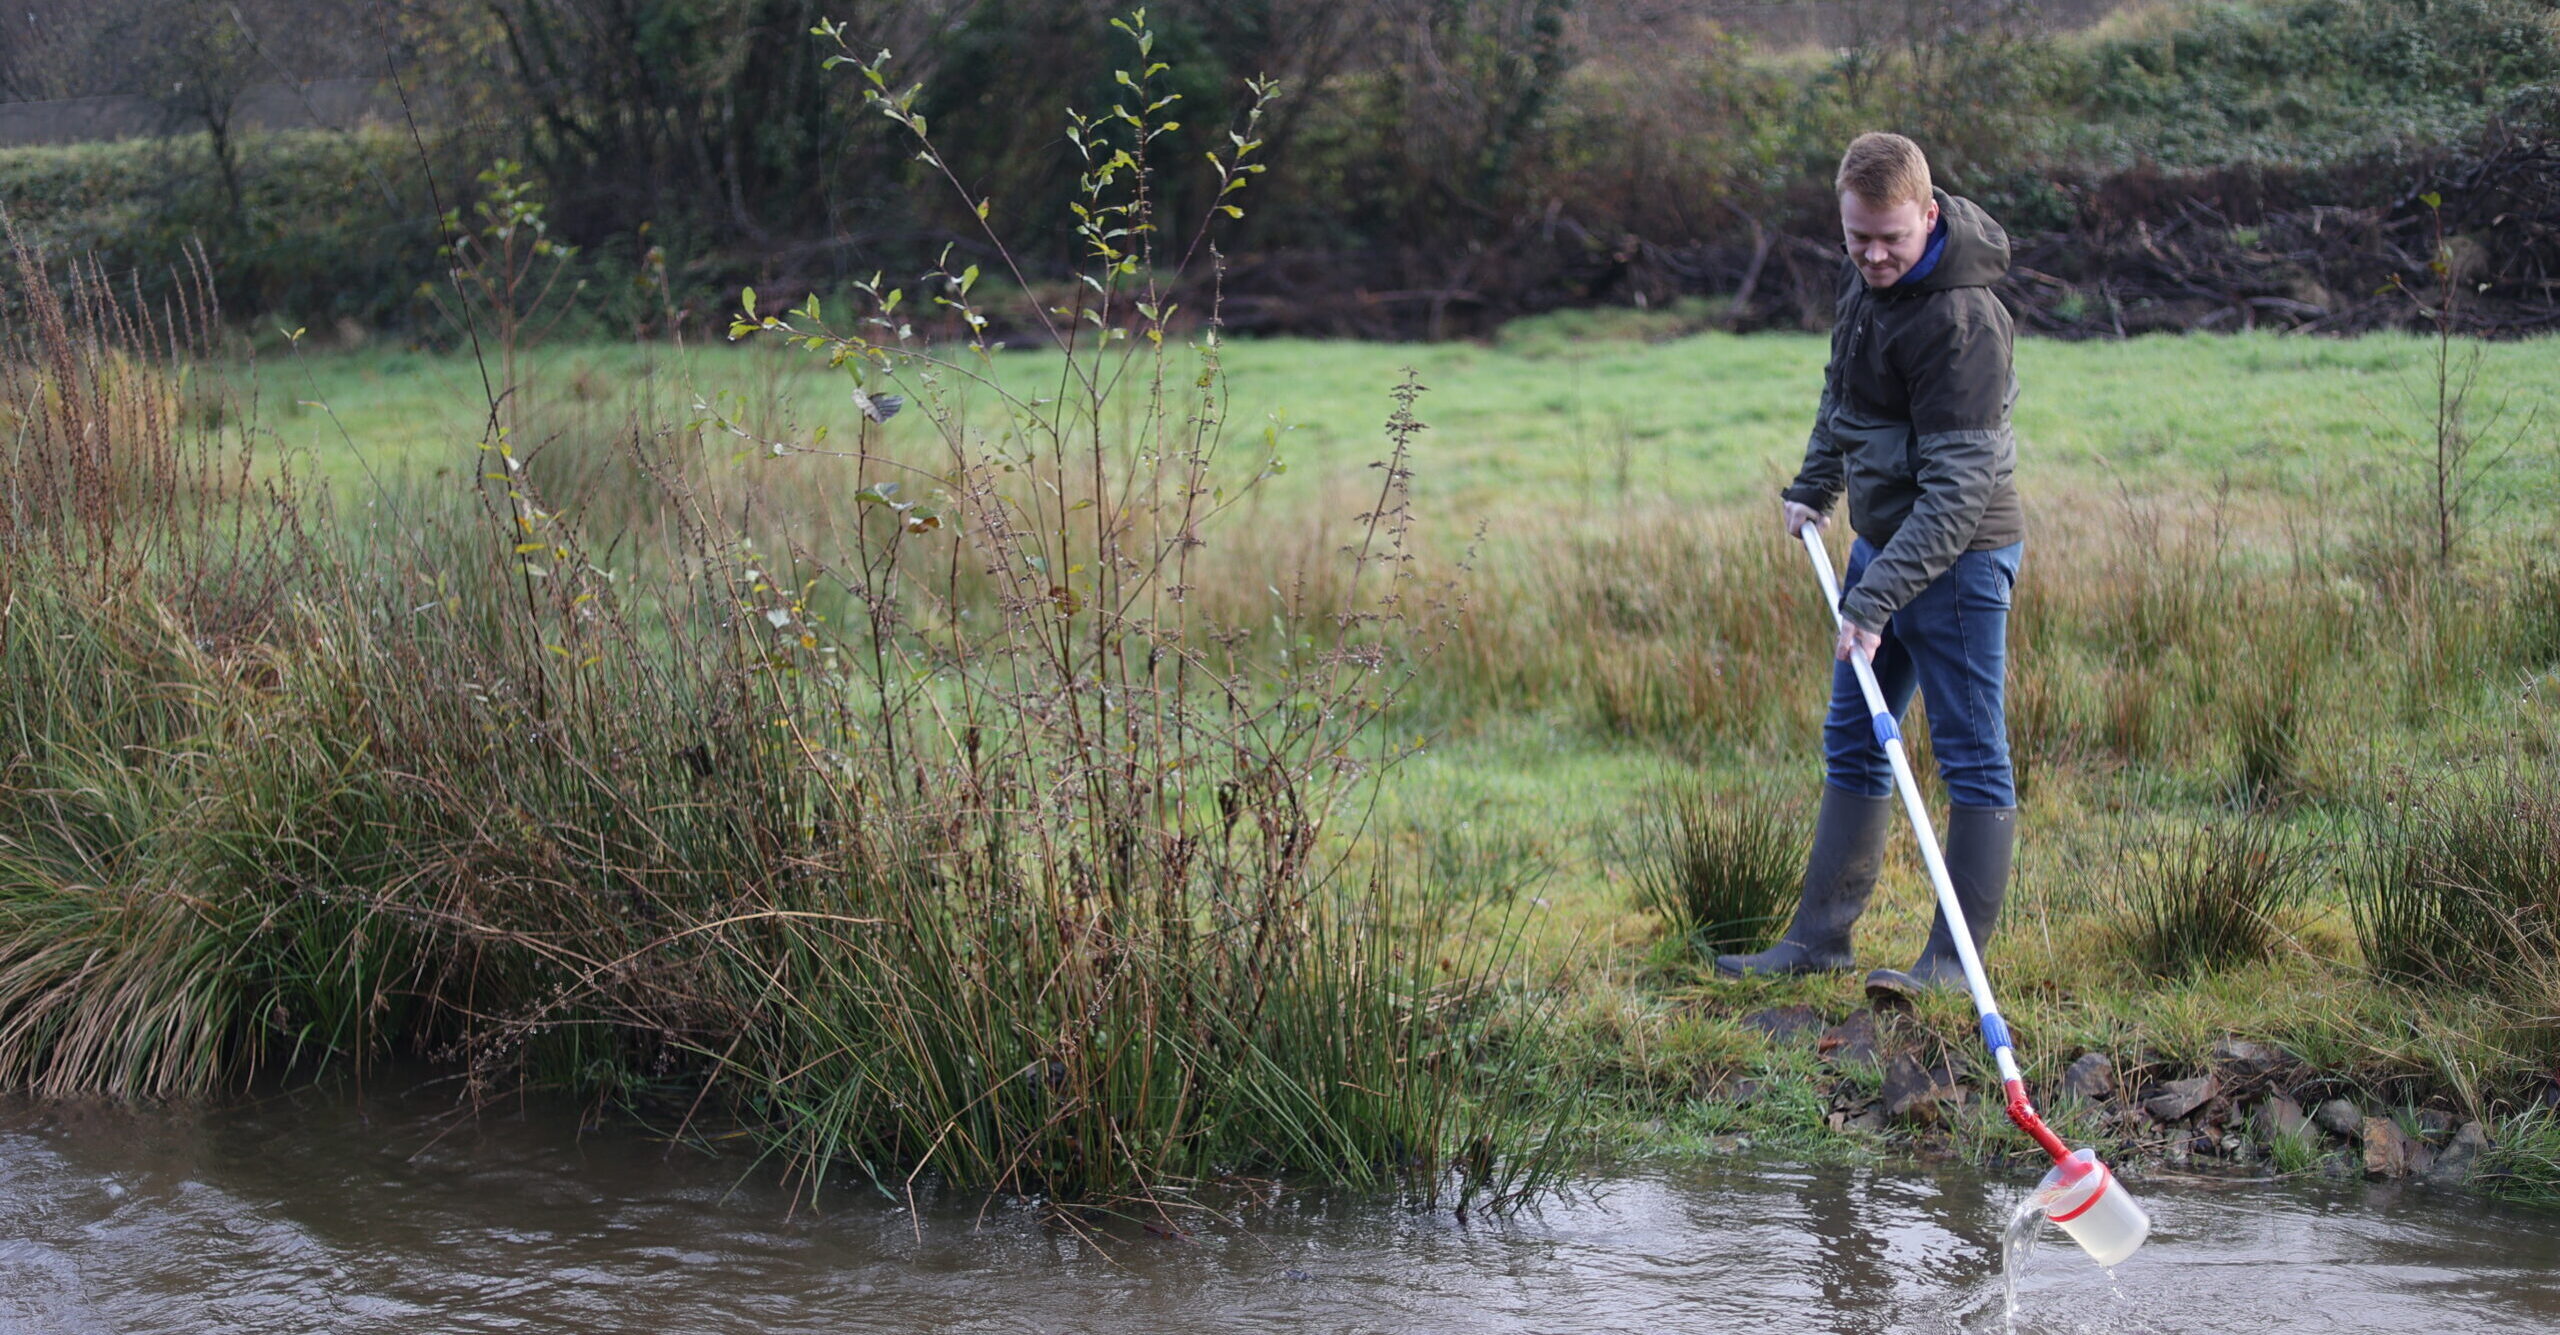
[13,0,2560,1209]
[254,328,2560,521]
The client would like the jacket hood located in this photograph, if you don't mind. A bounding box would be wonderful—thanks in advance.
[1903,189,2009,293]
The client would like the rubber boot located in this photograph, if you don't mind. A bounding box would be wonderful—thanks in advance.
[1866,805,2016,1006]
[1713,786,1893,978]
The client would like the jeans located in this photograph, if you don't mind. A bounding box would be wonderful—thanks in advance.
[1823,537,2023,810]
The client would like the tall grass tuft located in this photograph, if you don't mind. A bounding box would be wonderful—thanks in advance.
[2115,818,2320,979]
[1615,778,1803,959]
[0,220,423,1098]
[1361,485,2547,796]
[743,858,1572,1213]
[1563,516,1826,746]
[2352,766,2560,989]
[2479,1110,2560,1203]
[2225,650,2311,810]
[2510,558,2560,674]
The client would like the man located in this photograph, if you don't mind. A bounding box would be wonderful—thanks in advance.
[1714,132,2025,1001]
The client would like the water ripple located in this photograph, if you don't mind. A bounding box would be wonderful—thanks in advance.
[2,1088,2554,1334]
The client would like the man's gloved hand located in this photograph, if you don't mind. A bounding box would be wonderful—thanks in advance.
[1782,500,1826,536]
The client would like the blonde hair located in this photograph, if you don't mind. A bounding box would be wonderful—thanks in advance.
[1835,132,1932,209]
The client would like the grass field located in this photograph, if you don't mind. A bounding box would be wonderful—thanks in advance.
[12,293,2560,1203]
[254,319,2560,865]
[249,320,2560,1168]
[263,319,2560,521]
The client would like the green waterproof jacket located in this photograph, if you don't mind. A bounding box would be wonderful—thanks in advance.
[1782,189,2025,632]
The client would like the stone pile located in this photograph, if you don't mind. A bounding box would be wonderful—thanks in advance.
[1736,1007,2497,1187]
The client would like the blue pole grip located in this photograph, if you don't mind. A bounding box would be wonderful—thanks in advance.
[1979,1012,2011,1055]
[1871,710,1900,747]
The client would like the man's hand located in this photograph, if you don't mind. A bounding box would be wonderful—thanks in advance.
[1835,619,1882,663]
[1782,500,1826,536]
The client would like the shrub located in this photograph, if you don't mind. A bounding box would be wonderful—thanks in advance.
[0,127,454,331]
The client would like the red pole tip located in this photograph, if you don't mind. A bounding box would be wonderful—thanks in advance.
[2003,1078,2074,1165]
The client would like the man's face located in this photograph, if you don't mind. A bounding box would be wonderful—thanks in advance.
[1840,191,1940,288]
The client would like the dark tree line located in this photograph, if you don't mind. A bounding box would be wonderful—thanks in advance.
[6,1,2556,337]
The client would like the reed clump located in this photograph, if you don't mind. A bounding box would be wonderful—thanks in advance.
[0,230,409,1100]
[2114,818,2321,979]
[0,22,1578,1215]
[2480,1110,2560,1201]
[1614,779,1803,960]
[2352,766,2560,992]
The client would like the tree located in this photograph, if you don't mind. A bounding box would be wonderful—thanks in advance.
[137,2,267,227]
[473,0,892,246]
[42,1,375,231]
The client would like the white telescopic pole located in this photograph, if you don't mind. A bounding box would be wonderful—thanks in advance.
[1798,524,2017,1083]
[1798,527,2138,1224]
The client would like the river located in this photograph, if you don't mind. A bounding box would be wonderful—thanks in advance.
[4,1077,2555,1333]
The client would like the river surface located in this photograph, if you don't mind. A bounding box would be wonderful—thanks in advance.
[4,1078,2556,1334]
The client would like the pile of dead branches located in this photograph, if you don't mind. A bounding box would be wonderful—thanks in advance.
[1205,123,2560,342]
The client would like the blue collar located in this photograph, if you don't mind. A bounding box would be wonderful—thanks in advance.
[1894,215,1950,289]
